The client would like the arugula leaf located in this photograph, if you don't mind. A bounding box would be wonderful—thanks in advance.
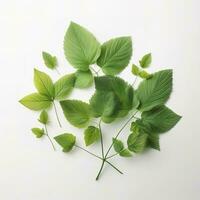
[31,128,45,138]
[132,64,139,75]
[142,105,181,133]
[60,100,91,128]
[136,69,172,111]
[147,133,160,151]
[119,149,132,157]
[64,22,101,71]
[74,70,93,88]
[42,51,57,69]
[84,126,100,146]
[19,93,51,111]
[113,138,124,153]
[54,133,76,152]
[139,53,152,68]
[38,110,48,124]
[34,69,55,98]
[97,37,132,75]
[54,74,75,100]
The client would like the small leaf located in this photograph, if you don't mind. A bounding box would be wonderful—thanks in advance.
[54,74,75,100]
[138,70,152,79]
[38,110,48,124]
[31,128,45,138]
[148,133,160,151]
[42,51,57,69]
[113,138,124,153]
[131,64,139,75]
[34,69,55,98]
[60,100,91,128]
[139,53,152,68]
[119,149,132,157]
[74,70,93,88]
[97,37,132,75]
[54,133,76,152]
[19,93,51,111]
[84,126,100,146]
[136,69,172,112]
[64,22,101,71]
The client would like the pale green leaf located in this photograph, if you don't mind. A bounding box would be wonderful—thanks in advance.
[19,93,51,111]
[54,74,75,100]
[84,126,100,146]
[54,133,76,152]
[132,64,139,75]
[113,138,124,153]
[136,69,172,111]
[97,37,132,75]
[42,51,57,69]
[139,53,152,68]
[60,100,91,128]
[138,70,152,79]
[119,149,132,157]
[74,70,93,88]
[38,110,48,124]
[31,128,45,138]
[34,69,54,98]
[64,22,101,71]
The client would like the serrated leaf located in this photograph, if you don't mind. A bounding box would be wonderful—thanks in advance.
[60,100,91,128]
[138,70,152,79]
[139,53,152,68]
[97,37,132,75]
[132,64,139,75]
[31,128,45,138]
[34,69,54,98]
[136,69,172,112]
[38,110,48,124]
[42,51,57,69]
[142,105,181,133]
[119,149,132,157]
[148,133,160,151]
[113,138,124,153]
[74,70,93,88]
[64,22,101,71]
[84,126,100,146]
[54,133,76,152]
[54,74,75,100]
[19,93,51,111]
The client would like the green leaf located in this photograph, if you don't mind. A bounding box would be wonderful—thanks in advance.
[54,74,75,100]
[97,37,132,75]
[113,138,124,153]
[64,22,101,71]
[84,126,100,146]
[54,133,76,152]
[138,70,152,79]
[136,69,172,111]
[131,64,139,75]
[127,132,148,153]
[148,133,160,151]
[60,100,91,128]
[19,93,51,111]
[42,51,57,69]
[38,110,48,124]
[31,128,45,138]
[74,70,93,88]
[34,69,54,98]
[119,149,132,157]
[139,53,152,68]
[142,105,181,133]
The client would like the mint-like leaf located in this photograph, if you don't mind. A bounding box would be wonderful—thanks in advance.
[139,53,152,68]
[31,128,45,138]
[42,51,57,69]
[84,126,100,146]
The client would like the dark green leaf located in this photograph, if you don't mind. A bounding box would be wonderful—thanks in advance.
[38,110,48,124]
[31,128,45,138]
[74,70,93,88]
[119,149,132,157]
[42,51,57,69]
[60,100,91,128]
[84,126,100,146]
[148,133,160,151]
[113,138,124,153]
[64,22,101,71]
[19,93,51,111]
[54,133,76,152]
[139,53,152,68]
[97,37,132,75]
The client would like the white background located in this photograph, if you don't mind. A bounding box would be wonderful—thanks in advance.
[0,0,199,199]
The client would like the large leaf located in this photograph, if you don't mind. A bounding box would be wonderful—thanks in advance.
[97,37,132,75]
[60,100,91,128]
[74,70,93,88]
[54,133,76,152]
[34,69,54,98]
[19,93,51,111]
[64,22,101,71]
[84,126,100,146]
[142,105,181,133]
[136,69,172,111]
[54,74,75,100]
[42,51,57,69]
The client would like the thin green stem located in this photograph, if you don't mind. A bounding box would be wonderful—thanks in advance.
[132,76,138,87]
[96,160,105,180]
[98,119,104,158]
[90,66,99,76]
[105,161,123,174]
[107,152,119,159]
[55,68,61,75]
[44,125,56,151]
[53,101,62,128]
